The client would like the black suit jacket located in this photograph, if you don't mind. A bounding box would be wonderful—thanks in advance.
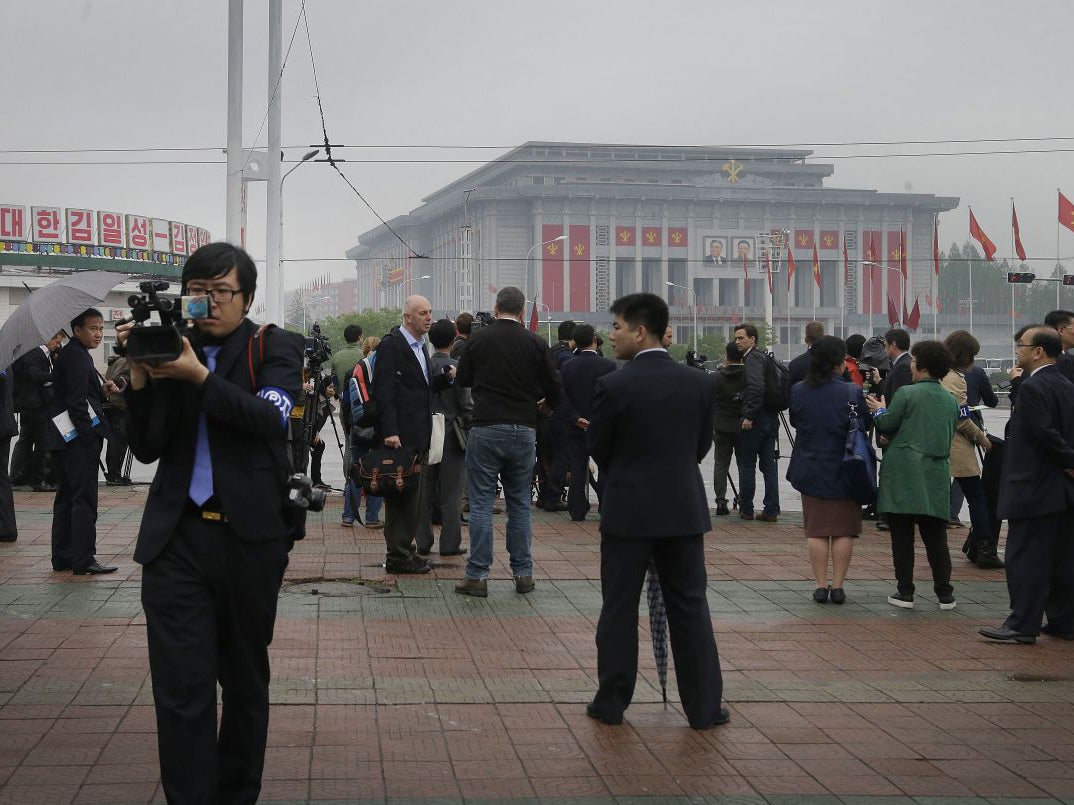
[125,320,304,564]
[559,351,617,425]
[0,369,17,439]
[997,364,1074,520]
[373,326,451,450]
[880,351,912,404]
[787,347,813,388]
[48,339,111,449]
[12,348,52,412]
[588,350,714,538]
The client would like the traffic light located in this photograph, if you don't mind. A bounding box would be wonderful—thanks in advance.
[1064,274,1074,286]
[1007,272,1036,284]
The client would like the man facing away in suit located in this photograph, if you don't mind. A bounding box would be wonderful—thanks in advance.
[50,308,114,575]
[788,320,824,387]
[374,295,455,574]
[558,323,616,521]
[980,327,1074,644]
[0,365,19,542]
[119,242,304,803]
[585,292,729,730]
[10,330,64,491]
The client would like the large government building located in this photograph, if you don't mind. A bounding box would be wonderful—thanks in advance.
[347,141,958,349]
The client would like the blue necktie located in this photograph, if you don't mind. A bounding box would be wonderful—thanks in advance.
[189,346,220,506]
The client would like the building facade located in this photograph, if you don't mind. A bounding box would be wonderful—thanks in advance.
[347,142,958,349]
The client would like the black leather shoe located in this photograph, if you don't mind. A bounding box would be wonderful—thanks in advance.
[32,483,57,493]
[585,703,623,726]
[1041,623,1074,641]
[384,559,431,575]
[979,626,1036,644]
[715,504,730,516]
[439,549,467,556]
[691,707,732,730]
[544,502,569,513]
[0,534,17,543]
[830,588,846,605]
[73,561,118,575]
[812,587,829,603]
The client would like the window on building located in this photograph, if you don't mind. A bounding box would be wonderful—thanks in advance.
[642,259,661,296]
[615,258,636,297]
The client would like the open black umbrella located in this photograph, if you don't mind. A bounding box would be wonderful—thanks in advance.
[0,271,125,370]
[645,560,668,706]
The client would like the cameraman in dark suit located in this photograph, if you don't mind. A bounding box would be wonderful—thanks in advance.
[118,242,303,804]
[374,295,455,574]
[10,331,63,491]
[49,309,112,574]
[558,323,616,521]
[586,293,728,730]
[980,327,1074,644]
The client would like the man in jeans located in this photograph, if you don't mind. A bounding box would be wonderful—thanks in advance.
[733,323,780,522]
[455,287,561,597]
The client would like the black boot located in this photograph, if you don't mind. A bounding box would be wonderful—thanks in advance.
[962,532,979,563]
[975,541,1004,569]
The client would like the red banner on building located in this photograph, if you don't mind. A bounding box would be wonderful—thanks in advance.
[668,227,688,248]
[568,224,590,312]
[819,230,839,251]
[862,230,882,315]
[542,224,564,310]
[641,227,662,247]
[615,225,635,246]
[794,230,814,250]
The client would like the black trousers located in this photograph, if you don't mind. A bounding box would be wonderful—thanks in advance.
[104,407,129,479]
[50,436,102,570]
[10,408,48,485]
[416,440,466,554]
[566,429,596,520]
[541,418,571,505]
[383,451,429,566]
[0,437,17,540]
[309,439,325,485]
[593,534,724,729]
[888,513,953,598]
[1003,511,1074,635]
[141,512,288,805]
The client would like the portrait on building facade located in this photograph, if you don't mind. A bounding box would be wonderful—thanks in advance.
[702,236,728,266]
[735,237,755,260]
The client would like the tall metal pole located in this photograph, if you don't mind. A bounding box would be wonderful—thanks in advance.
[691,287,698,356]
[265,0,284,325]
[225,0,243,244]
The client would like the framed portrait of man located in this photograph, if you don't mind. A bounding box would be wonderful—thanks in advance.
[702,236,727,266]
[734,237,756,262]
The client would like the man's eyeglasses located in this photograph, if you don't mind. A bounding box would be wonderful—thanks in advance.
[1014,342,1037,350]
[187,288,240,303]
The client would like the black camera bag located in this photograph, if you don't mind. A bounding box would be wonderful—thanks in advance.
[354,447,422,497]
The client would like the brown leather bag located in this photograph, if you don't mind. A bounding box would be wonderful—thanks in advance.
[353,447,422,497]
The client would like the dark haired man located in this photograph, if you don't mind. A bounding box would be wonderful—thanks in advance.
[733,323,779,522]
[980,327,1074,644]
[712,342,746,516]
[330,323,364,390]
[788,321,824,387]
[455,287,561,597]
[119,242,303,804]
[49,308,112,574]
[537,319,577,511]
[871,328,913,531]
[586,293,727,729]
[1042,309,1074,382]
[559,323,616,520]
[450,312,474,360]
[10,330,64,491]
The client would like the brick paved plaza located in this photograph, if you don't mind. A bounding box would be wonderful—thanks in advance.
[1,485,1073,804]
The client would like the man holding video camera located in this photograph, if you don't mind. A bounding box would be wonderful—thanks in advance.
[118,242,303,805]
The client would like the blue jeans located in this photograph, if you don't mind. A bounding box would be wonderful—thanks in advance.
[344,443,382,524]
[465,424,536,579]
[736,413,780,515]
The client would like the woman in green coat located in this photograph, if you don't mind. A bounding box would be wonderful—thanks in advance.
[865,341,959,611]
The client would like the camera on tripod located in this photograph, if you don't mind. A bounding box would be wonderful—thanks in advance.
[122,281,210,364]
[304,323,332,372]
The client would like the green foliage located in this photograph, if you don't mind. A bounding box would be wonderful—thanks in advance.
[315,309,403,353]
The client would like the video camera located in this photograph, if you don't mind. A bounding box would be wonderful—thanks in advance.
[122,281,210,364]
[470,311,496,331]
[287,473,326,513]
[304,323,332,373]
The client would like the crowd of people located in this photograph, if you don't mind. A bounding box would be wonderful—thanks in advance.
[3,243,1074,799]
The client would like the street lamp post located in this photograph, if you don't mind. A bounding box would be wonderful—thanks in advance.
[525,235,567,308]
[274,149,321,325]
[863,261,909,333]
[666,280,698,356]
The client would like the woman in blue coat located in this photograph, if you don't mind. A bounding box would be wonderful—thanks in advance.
[787,336,870,604]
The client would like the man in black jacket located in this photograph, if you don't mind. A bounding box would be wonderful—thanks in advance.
[712,342,746,516]
[455,287,561,597]
[586,292,727,730]
[733,323,780,522]
[0,366,18,542]
[558,323,616,521]
[49,309,113,574]
[788,321,823,387]
[980,327,1074,644]
[10,331,63,491]
[536,319,577,511]
[120,242,303,804]
[373,295,454,574]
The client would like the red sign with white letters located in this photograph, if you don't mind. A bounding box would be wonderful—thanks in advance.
[67,209,95,244]
[126,215,150,249]
[171,222,187,255]
[198,228,210,248]
[98,211,125,246]
[32,207,62,242]
[151,218,171,252]
[185,224,198,255]
[0,205,27,240]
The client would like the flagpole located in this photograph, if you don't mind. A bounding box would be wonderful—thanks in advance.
[1010,198,1017,358]
[785,249,791,362]
[1058,189,1063,308]
[933,216,938,337]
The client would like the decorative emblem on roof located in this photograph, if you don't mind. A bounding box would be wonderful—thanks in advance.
[722,159,744,184]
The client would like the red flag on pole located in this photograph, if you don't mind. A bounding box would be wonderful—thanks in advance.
[887,295,900,327]
[1059,190,1074,233]
[907,297,921,331]
[742,252,749,279]
[786,248,796,290]
[969,208,997,261]
[902,297,911,328]
[899,229,907,280]
[933,218,940,276]
[764,250,773,294]
[1012,203,1027,261]
[812,242,821,289]
[529,301,539,333]
[842,236,849,287]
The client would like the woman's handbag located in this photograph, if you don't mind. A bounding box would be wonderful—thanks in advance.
[354,447,422,497]
[839,398,878,505]
[427,413,445,465]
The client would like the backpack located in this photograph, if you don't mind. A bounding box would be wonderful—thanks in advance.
[347,352,378,428]
[761,351,791,412]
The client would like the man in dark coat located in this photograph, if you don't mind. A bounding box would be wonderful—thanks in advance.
[121,242,303,804]
[558,323,616,521]
[586,292,728,730]
[980,327,1074,644]
[787,321,823,387]
[733,323,780,521]
[712,342,746,515]
[49,308,113,574]
[871,328,913,531]
[373,295,454,574]
[0,366,18,541]
[10,331,63,491]
[537,319,577,511]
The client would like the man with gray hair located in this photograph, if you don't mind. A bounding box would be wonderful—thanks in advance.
[455,287,562,597]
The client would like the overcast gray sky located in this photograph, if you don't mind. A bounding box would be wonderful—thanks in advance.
[3,0,1073,296]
